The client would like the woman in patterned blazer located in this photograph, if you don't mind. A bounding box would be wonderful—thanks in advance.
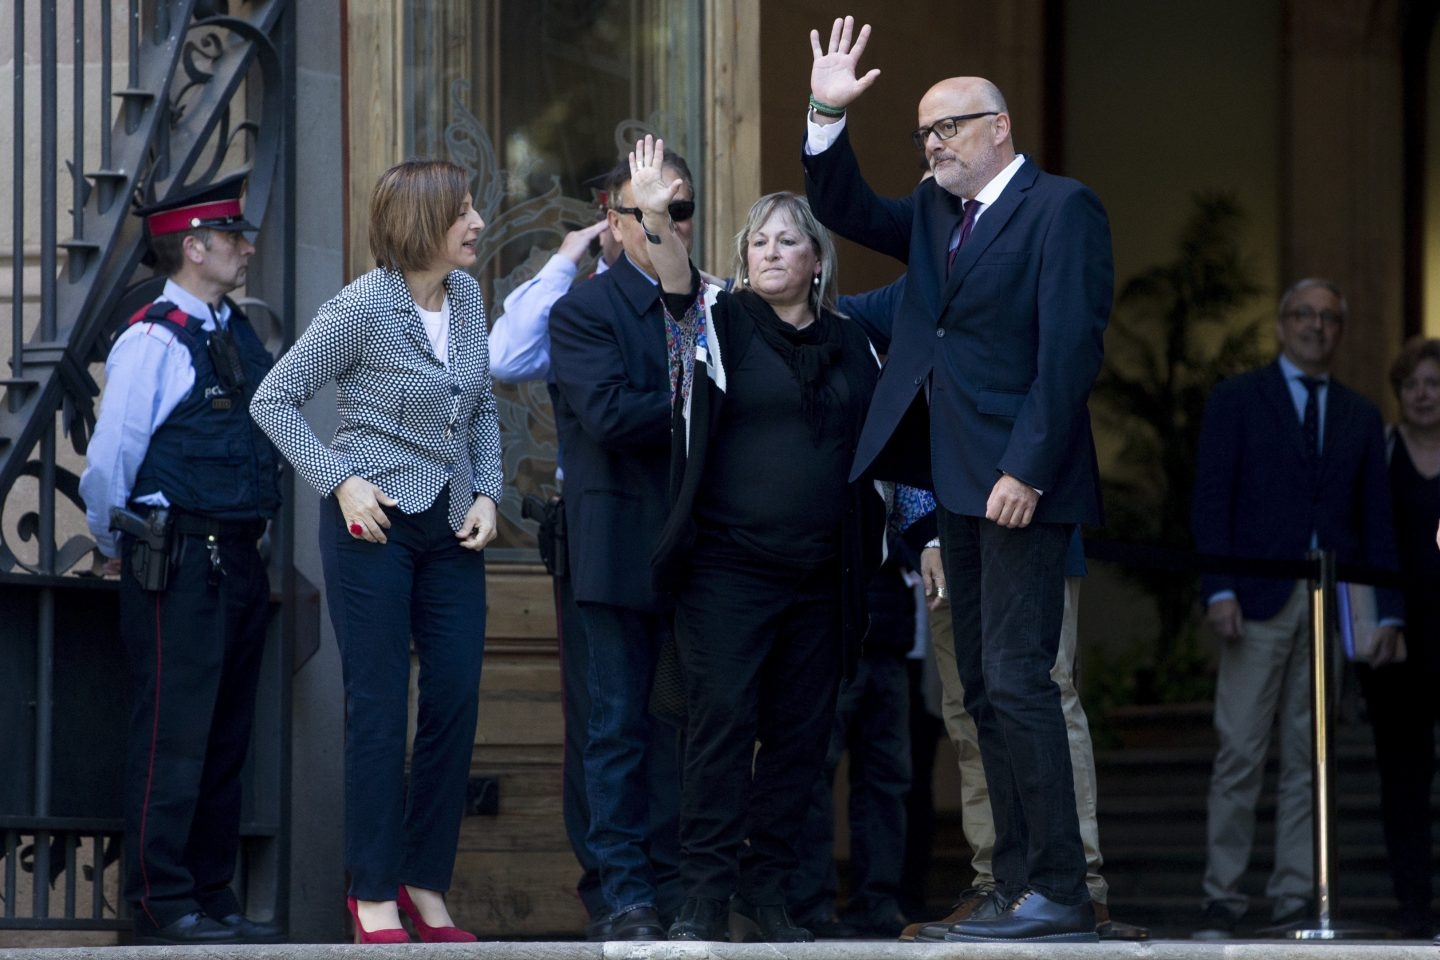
[252,160,502,944]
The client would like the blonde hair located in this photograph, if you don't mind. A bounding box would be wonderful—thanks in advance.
[732,192,840,318]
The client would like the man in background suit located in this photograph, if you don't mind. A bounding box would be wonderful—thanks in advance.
[547,154,697,941]
[488,213,615,936]
[1191,277,1402,938]
[801,16,1112,944]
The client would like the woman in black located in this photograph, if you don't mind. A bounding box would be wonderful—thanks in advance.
[629,136,885,942]
[1360,336,1440,938]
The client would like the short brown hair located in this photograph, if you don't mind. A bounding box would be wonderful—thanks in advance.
[149,228,215,277]
[369,160,470,273]
[1389,335,1440,400]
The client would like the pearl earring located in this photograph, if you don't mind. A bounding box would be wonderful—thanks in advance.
[742,276,750,286]
[812,274,820,286]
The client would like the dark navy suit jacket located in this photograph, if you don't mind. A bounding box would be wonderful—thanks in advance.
[1192,359,1402,622]
[549,254,672,612]
[840,274,1090,578]
[805,128,1112,526]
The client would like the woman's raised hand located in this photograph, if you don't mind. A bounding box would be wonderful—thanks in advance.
[628,135,681,218]
[808,16,881,111]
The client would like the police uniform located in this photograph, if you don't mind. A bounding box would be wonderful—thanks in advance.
[79,176,283,945]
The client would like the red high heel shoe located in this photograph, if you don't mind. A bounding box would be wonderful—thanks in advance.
[397,885,477,942]
[346,896,411,945]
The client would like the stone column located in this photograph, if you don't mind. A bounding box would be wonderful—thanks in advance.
[1282,0,1405,410]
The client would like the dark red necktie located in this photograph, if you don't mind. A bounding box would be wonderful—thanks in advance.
[947,199,981,275]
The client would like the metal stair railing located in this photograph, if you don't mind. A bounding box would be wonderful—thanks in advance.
[2,0,291,932]
[2,0,286,528]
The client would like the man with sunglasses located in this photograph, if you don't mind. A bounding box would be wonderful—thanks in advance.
[548,153,698,941]
[799,17,1112,944]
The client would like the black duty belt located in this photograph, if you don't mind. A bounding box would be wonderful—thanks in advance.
[171,513,266,542]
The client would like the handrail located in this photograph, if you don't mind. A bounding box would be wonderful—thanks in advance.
[1,0,293,933]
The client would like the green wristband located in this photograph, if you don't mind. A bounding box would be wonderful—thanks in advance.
[808,94,846,119]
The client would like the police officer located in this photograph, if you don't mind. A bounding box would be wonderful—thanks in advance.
[80,174,283,945]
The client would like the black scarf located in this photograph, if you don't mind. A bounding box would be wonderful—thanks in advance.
[732,288,843,442]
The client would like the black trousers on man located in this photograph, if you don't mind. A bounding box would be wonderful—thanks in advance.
[936,511,1088,907]
[120,525,269,929]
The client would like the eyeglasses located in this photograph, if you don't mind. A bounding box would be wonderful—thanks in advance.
[610,200,696,224]
[911,112,999,151]
[1284,306,1342,326]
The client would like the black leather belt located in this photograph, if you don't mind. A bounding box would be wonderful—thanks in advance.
[172,513,266,541]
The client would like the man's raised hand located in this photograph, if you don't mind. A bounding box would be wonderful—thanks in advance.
[809,16,881,111]
[627,135,681,218]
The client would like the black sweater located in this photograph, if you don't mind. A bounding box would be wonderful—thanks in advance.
[653,283,886,666]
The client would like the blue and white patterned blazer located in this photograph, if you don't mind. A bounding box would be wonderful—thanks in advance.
[251,266,503,532]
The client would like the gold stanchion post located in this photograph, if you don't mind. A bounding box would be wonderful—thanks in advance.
[1290,549,1390,940]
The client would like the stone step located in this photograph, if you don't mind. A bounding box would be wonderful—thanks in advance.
[4,938,1440,958]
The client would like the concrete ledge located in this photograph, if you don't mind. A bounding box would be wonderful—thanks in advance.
[2,939,1438,960]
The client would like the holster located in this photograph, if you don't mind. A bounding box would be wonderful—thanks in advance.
[110,506,174,592]
[522,494,567,578]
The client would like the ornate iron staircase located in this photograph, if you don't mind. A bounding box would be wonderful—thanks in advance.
[2,0,292,932]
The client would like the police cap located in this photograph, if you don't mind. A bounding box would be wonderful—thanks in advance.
[137,172,258,238]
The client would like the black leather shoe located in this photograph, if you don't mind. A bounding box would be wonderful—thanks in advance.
[610,905,665,940]
[806,914,860,938]
[945,889,1098,943]
[911,888,1004,941]
[1093,901,1150,941]
[1192,900,1239,940]
[668,897,729,941]
[729,897,813,942]
[844,909,908,938]
[216,912,284,943]
[1258,899,1315,938]
[132,910,242,945]
[584,914,614,941]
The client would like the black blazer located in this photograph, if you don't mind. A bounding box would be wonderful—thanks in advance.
[804,128,1112,526]
[1192,360,1402,622]
[549,254,673,612]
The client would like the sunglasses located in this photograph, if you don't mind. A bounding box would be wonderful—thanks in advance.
[610,200,696,224]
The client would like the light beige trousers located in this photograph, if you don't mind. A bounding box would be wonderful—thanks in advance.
[1201,582,1314,918]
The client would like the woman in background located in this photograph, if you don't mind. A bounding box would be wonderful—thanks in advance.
[252,160,501,944]
[1360,337,1440,938]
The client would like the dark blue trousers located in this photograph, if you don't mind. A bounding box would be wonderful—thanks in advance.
[319,490,486,900]
[937,510,1087,906]
[553,573,607,920]
[576,602,682,917]
[120,530,270,928]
